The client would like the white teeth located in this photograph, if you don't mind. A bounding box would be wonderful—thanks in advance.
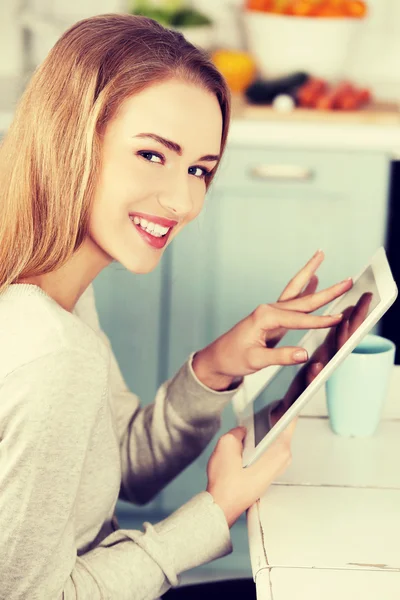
[130,215,170,238]
[153,224,164,235]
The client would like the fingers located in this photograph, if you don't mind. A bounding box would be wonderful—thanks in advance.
[332,293,373,350]
[300,274,319,298]
[262,306,343,335]
[278,277,353,314]
[336,317,350,349]
[226,426,247,443]
[216,426,247,449]
[306,361,324,385]
[247,345,310,371]
[211,427,247,467]
[278,250,324,302]
[247,425,294,477]
[348,292,373,334]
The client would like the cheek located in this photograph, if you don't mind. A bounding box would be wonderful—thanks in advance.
[187,183,207,221]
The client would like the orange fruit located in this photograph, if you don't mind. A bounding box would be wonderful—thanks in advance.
[211,49,257,93]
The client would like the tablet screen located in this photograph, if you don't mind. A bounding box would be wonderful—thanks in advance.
[253,266,381,446]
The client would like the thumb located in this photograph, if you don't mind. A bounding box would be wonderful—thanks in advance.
[213,427,247,466]
[217,426,247,453]
[227,426,247,443]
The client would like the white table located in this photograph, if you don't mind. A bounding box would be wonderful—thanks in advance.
[247,366,400,599]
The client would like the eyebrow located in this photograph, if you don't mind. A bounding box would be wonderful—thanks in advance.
[133,132,220,162]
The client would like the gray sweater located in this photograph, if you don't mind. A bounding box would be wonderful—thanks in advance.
[0,283,238,599]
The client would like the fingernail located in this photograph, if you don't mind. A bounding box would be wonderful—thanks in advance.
[293,350,308,362]
[341,277,352,284]
[314,249,323,257]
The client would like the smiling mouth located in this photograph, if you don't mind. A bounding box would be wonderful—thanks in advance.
[129,215,171,237]
[129,214,175,249]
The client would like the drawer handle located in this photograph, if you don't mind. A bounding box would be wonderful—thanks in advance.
[249,164,314,181]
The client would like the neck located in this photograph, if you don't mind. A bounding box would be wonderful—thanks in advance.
[17,237,112,312]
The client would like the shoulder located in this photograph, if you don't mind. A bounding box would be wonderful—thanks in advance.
[0,284,109,380]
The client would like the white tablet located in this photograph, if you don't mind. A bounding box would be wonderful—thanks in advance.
[235,247,398,468]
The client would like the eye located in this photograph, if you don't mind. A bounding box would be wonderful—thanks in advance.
[188,166,211,179]
[137,151,164,164]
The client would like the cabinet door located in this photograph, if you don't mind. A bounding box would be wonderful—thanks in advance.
[93,261,166,514]
[161,147,391,512]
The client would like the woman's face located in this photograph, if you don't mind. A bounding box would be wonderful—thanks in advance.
[89,78,223,274]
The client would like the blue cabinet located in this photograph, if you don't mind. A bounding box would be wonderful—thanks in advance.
[93,261,166,514]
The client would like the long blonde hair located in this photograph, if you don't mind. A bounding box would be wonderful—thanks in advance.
[0,13,231,293]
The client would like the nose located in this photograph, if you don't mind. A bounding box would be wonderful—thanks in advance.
[157,173,193,218]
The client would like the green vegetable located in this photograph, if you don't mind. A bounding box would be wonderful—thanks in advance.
[131,0,186,14]
[130,2,212,28]
[132,7,172,25]
[170,9,212,27]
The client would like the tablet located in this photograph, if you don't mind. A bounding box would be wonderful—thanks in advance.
[235,247,398,468]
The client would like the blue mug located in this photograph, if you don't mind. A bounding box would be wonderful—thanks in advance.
[326,334,395,437]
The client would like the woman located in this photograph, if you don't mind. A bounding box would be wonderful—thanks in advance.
[0,13,352,600]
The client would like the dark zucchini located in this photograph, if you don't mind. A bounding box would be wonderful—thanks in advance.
[245,72,309,105]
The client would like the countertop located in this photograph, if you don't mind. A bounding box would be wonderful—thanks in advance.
[248,366,400,600]
[227,96,400,155]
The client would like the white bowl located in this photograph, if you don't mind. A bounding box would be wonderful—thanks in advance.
[243,11,361,80]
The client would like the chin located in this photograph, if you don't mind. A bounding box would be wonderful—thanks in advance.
[117,254,162,275]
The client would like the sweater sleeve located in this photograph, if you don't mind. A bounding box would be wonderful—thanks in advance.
[0,350,232,600]
[110,346,240,505]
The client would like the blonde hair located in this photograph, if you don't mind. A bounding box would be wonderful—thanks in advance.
[0,13,231,293]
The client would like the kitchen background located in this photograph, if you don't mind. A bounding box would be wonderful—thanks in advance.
[2,0,400,102]
[1,0,400,585]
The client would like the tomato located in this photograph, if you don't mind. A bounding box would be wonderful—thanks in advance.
[287,0,320,16]
[336,91,361,110]
[246,0,274,11]
[297,78,328,107]
[315,91,337,110]
[356,88,372,104]
[314,1,346,17]
[344,1,368,18]
[315,81,354,109]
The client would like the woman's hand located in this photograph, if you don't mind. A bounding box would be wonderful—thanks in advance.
[192,261,353,391]
[205,310,331,528]
[267,249,324,348]
[206,421,296,528]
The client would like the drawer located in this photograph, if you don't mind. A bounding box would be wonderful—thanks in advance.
[213,146,390,202]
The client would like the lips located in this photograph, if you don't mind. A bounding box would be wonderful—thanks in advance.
[129,213,176,250]
[128,212,178,228]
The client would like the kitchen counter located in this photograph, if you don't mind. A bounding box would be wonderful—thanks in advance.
[228,97,400,156]
[242,366,400,600]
